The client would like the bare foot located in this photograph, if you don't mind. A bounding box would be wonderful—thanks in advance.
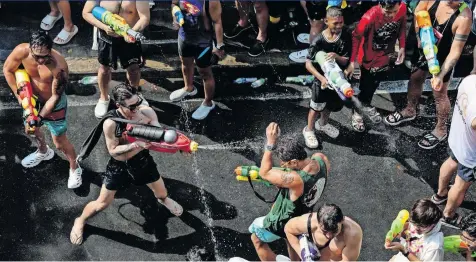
[70,218,85,245]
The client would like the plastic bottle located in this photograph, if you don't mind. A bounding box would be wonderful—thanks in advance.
[315,51,354,98]
[286,75,314,86]
[234,78,258,84]
[251,78,266,88]
[385,210,410,243]
[299,235,320,261]
[78,76,98,85]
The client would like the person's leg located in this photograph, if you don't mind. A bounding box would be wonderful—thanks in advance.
[400,69,428,118]
[126,64,141,89]
[318,109,331,126]
[237,0,251,27]
[98,64,111,101]
[197,66,215,107]
[181,56,196,92]
[70,185,116,245]
[57,0,74,31]
[51,134,78,170]
[432,81,450,138]
[436,157,458,198]
[48,0,60,17]
[251,233,277,261]
[254,1,269,42]
[33,127,48,154]
[147,177,183,216]
[443,175,473,219]
[307,109,320,131]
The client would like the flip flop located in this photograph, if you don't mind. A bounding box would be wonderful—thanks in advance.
[70,218,84,245]
[158,197,183,216]
[384,111,416,126]
[53,25,79,45]
[418,132,448,150]
[40,13,63,31]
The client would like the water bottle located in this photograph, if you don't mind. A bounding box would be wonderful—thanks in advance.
[251,78,266,88]
[234,78,258,84]
[315,51,353,98]
[78,76,98,85]
[286,76,314,86]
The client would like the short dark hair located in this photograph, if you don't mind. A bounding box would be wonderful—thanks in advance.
[461,213,476,238]
[112,83,137,105]
[276,134,307,162]
[316,204,344,233]
[30,30,53,50]
[326,6,343,18]
[410,199,442,227]
[379,0,401,9]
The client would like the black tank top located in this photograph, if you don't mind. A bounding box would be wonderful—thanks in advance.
[428,1,464,60]
[110,109,127,138]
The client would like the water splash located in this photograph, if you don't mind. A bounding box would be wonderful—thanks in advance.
[197,138,264,151]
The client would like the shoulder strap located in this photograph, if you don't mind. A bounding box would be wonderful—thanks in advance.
[247,176,281,203]
[307,213,313,237]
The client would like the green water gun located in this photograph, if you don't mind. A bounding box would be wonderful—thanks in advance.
[444,235,476,258]
[234,166,290,187]
[385,210,410,243]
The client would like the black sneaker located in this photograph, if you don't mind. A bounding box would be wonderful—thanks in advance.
[430,193,448,205]
[441,213,462,229]
[248,39,269,57]
[224,24,251,39]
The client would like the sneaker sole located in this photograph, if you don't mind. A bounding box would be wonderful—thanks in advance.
[170,88,198,102]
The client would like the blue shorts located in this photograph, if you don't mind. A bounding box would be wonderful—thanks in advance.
[23,94,68,137]
[449,149,476,183]
[249,216,281,243]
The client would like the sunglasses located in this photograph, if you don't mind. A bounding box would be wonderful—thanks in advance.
[122,97,143,111]
[31,49,52,60]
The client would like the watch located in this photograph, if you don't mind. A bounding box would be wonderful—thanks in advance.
[216,43,225,51]
[265,144,276,152]
[403,251,410,257]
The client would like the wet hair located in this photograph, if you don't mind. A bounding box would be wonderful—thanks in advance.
[30,30,53,50]
[276,134,307,162]
[461,213,476,238]
[316,204,344,233]
[112,83,137,106]
[326,6,343,18]
[410,199,442,227]
[379,0,401,9]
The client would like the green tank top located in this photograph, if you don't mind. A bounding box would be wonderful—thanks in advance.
[262,156,328,237]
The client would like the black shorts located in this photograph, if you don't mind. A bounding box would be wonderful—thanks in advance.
[412,50,452,83]
[310,81,344,112]
[449,148,476,183]
[98,30,143,70]
[306,1,327,21]
[102,150,161,191]
[178,37,213,68]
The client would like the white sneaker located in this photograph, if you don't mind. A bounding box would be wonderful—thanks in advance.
[192,101,216,120]
[302,126,319,149]
[289,49,309,63]
[169,87,198,102]
[94,96,110,119]
[21,146,55,168]
[68,167,83,189]
[315,121,339,138]
[297,33,310,44]
[158,197,183,216]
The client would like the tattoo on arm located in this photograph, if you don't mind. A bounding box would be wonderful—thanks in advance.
[53,69,67,96]
[439,58,458,78]
[454,34,469,42]
[111,142,138,157]
[281,173,294,185]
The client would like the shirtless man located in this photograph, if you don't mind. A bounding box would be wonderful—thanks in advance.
[284,204,363,261]
[82,0,150,119]
[385,0,472,150]
[2,30,82,189]
[70,83,183,245]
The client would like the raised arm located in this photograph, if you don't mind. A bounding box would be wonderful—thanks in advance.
[2,44,28,103]
[284,214,310,259]
[132,1,150,32]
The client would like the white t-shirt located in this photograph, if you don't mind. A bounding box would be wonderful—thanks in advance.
[449,75,476,168]
[405,223,444,262]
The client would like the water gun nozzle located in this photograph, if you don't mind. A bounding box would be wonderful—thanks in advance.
[190,141,199,152]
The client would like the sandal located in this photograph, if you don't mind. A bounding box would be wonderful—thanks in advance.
[70,218,84,245]
[441,213,462,230]
[418,132,448,150]
[53,25,79,45]
[430,193,448,205]
[40,13,63,31]
[158,197,183,216]
[384,111,416,126]
[351,113,365,133]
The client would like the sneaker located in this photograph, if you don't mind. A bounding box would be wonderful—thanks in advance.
[21,146,55,168]
[248,39,269,57]
[169,87,198,102]
[303,126,319,149]
[430,193,448,205]
[315,121,339,138]
[441,213,462,229]
[297,33,310,44]
[362,106,382,124]
[68,167,83,189]
[192,101,216,120]
[289,49,309,63]
[224,23,251,39]
[95,96,110,119]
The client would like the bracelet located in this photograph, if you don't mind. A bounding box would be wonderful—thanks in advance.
[403,251,410,257]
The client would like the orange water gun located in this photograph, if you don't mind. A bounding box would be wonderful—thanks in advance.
[15,69,40,135]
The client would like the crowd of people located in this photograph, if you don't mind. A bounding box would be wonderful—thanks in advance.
[2,0,476,261]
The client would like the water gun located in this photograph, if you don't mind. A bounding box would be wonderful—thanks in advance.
[299,235,320,261]
[92,6,146,42]
[416,10,440,76]
[172,5,184,26]
[15,69,40,135]
[124,124,198,153]
[315,51,354,101]
[234,166,273,186]
[444,235,476,257]
[385,210,410,243]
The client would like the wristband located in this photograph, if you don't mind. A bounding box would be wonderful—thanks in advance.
[264,144,276,152]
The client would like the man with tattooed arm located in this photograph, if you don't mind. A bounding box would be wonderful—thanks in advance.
[385,0,473,150]
[2,31,82,189]
[248,122,330,261]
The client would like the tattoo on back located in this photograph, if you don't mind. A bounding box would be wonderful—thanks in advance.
[455,34,469,42]
[281,173,294,185]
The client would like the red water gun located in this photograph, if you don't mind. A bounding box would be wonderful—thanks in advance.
[15,69,40,135]
[124,124,198,153]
